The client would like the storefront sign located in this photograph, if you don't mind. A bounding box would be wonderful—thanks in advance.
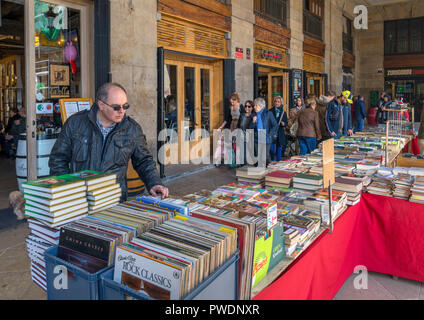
[387,69,412,76]
[51,86,70,98]
[413,69,424,75]
[235,47,243,59]
[36,102,54,114]
[261,50,283,62]
[50,64,70,86]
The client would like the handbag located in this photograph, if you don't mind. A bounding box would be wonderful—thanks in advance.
[272,109,285,143]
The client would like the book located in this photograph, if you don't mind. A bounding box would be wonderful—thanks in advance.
[23,188,87,201]
[88,195,121,207]
[87,180,118,192]
[24,201,88,218]
[87,184,121,196]
[24,208,88,226]
[25,197,87,213]
[21,174,85,193]
[70,170,117,186]
[293,173,323,185]
[86,188,122,201]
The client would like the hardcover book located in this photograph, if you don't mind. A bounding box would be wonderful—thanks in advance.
[70,170,117,186]
[22,174,85,193]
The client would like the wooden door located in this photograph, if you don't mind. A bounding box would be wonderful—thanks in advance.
[268,72,290,115]
[164,58,214,163]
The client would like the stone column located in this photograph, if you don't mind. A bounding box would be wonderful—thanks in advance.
[324,0,343,95]
[231,0,255,103]
[110,0,158,157]
[288,0,304,70]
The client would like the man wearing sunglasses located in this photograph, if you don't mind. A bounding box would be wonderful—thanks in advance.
[49,82,168,200]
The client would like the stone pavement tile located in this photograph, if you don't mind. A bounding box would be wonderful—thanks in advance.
[0,223,30,251]
[333,272,397,300]
[370,272,422,300]
[0,271,32,300]
[19,281,46,300]
[0,245,31,274]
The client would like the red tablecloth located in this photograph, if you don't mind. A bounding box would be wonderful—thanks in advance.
[253,193,424,300]
[402,136,420,155]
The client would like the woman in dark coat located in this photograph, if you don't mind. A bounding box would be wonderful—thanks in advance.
[269,96,288,162]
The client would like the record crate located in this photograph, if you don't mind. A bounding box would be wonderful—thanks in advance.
[45,246,114,300]
[99,251,239,300]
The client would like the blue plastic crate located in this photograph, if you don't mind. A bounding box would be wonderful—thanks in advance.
[45,246,113,300]
[100,251,239,300]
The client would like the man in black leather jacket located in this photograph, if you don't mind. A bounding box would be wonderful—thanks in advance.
[49,83,168,201]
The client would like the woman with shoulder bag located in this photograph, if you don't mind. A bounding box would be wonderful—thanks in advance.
[269,96,288,162]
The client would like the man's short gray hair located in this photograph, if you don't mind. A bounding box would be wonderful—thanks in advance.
[254,97,266,109]
[96,83,127,103]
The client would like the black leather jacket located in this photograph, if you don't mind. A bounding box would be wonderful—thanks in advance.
[48,104,162,200]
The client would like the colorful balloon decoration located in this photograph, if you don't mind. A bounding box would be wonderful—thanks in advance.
[64,41,78,75]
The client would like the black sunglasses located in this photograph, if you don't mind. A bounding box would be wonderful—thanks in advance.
[245,105,253,108]
[99,99,130,111]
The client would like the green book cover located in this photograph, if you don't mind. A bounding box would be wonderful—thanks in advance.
[294,173,323,181]
[251,223,285,288]
[22,174,86,193]
[70,170,117,185]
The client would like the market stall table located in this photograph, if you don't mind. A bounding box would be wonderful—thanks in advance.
[252,193,424,300]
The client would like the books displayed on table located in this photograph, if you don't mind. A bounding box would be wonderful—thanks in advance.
[410,176,424,204]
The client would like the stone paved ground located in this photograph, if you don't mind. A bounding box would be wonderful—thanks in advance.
[0,159,422,300]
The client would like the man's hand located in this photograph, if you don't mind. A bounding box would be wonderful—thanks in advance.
[149,185,169,199]
[5,135,13,141]
[331,132,337,137]
[280,122,285,127]
[252,116,257,123]
[348,129,354,136]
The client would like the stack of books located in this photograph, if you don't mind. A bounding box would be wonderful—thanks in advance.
[292,173,324,192]
[26,218,62,291]
[72,171,120,213]
[392,174,413,200]
[113,215,237,300]
[22,175,88,227]
[303,189,347,223]
[236,166,267,185]
[282,214,320,256]
[366,178,393,197]
[283,226,300,256]
[22,174,89,291]
[264,170,295,188]
[410,176,424,204]
[333,177,363,205]
[356,160,380,174]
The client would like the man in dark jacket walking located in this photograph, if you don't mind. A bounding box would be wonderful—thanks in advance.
[354,96,367,133]
[49,82,168,201]
[325,93,346,139]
